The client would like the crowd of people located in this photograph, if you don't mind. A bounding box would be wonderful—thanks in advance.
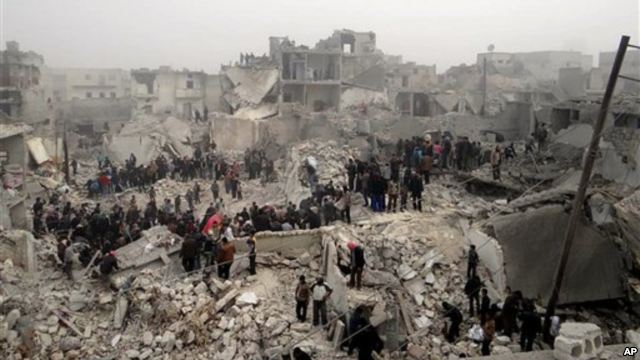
[29,130,560,359]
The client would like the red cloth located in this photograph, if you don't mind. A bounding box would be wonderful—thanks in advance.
[347,241,357,251]
[202,213,223,234]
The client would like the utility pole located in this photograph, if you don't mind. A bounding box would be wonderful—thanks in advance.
[543,35,630,342]
[481,57,487,116]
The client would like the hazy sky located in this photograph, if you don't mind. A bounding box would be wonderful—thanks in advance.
[2,0,638,73]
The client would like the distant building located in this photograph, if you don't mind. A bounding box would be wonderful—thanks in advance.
[44,68,132,101]
[597,50,640,94]
[476,50,593,84]
[131,66,221,119]
[0,123,30,230]
[0,41,49,122]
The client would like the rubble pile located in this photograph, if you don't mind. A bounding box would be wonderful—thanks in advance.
[283,139,362,207]
[104,114,210,165]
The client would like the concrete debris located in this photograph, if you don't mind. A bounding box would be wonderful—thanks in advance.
[236,292,259,306]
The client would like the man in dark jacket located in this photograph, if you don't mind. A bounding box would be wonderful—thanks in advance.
[305,208,322,229]
[408,172,423,212]
[519,299,541,352]
[442,302,463,343]
[502,290,522,337]
[480,288,491,324]
[464,275,483,316]
[180,235,198,272]
[467,244,479,279]
[348,242,366,289]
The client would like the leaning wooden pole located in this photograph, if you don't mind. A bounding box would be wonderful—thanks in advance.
[543,35,630,342]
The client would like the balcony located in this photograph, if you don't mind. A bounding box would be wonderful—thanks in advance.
[175,88,202,98]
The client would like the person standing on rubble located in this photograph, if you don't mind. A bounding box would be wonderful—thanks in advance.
[442,301,463,343]
[535,123,548,152]
[346,159,357,191]
[481,307,497,356]
[464,275,483,317]
[180,234,198,272]
[63,241,76,280]
[467,245,479,279]
[295,275,311,322]
[174,194,182,214]
[360,170,370,207]
[340,185,352,224]
[387,180,398,212]
[210,181,219,201]
[310,277,333,327]
[247,233,256,275]
[186,189,194,211]
[491,145,502,181]
[519,299,541,352]
[193,182,201,205]
[480,288,491,324]
[408,172,423,212]
[348,242,365,289]
[217,237,235,280]
[502,290,522,337]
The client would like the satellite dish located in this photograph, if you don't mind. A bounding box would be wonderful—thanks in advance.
[488,44,495,52]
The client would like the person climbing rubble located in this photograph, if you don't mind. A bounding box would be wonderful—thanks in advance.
[347,305,384,360]
[99,250,119,282]
[310,277,333,327]
[442,301,463,343]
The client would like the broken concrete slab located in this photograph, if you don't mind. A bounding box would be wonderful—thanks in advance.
[491,205,624,304]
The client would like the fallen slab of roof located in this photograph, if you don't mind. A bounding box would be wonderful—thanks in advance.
[490,205,624,305]
[224,67,279,105]
[26,137,51,165]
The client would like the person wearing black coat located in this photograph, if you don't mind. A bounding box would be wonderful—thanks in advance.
[349,244,366,289]
[442,301,463,343]
[180,235,198,272]
[408,173,423,212]
[519,299,541,352]
[464,275,483,316]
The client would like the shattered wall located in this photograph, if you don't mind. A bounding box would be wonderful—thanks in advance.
[211,114,259,151]
[204,74,223,112]
[595,140,640,188]
[305,84,340,111]
[55,98,134,129]
[0,230,37,274]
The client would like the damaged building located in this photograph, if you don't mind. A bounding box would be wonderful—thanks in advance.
[131,66,222,118]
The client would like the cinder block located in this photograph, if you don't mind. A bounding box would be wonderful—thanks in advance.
[553,322,603,360]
